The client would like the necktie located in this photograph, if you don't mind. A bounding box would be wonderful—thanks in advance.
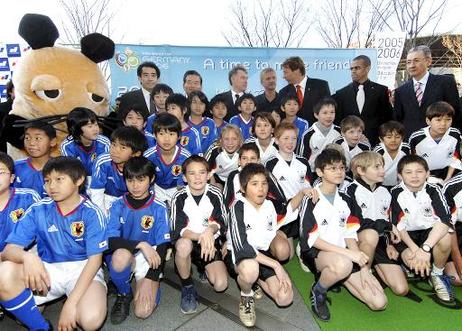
[356,84,365,114]
[235,93,240,105]
[415,82,423,107]
[296,85,304,106]
[149,94,156,114]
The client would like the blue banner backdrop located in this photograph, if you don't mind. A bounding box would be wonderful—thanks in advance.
[109,44,377,104]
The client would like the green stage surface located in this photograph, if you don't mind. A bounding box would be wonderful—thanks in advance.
[286,258,462,331]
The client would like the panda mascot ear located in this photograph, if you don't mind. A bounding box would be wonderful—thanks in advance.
[18,13,59,49]
[80,33,115,63]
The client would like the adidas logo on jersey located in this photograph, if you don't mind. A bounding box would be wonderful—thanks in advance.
[421,153,429,158]
[404,208,409,213]
[47,224,59,232]
[246,224,252,230]
[360,203,367,209]
[279,176,286,181]
[321,219,328,226]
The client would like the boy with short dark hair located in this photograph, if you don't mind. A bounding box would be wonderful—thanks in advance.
[334,115,370,169]
[409,101,462,183]
[299,97,341,171]
[144,113,191,203]
[0,157,108,331]
[89,126,147,213]
[166,93,202,156]
[280,94,309,145]
[14,121,57,197]
[300,149,386,321]
[373,121,410,188]
[209,95,228,136]
[107,156,170,324]
[171,155,228,314]
[347,151,408,296]
[392,154,455,302]
[230,93,257,141]
[0,152,40,255]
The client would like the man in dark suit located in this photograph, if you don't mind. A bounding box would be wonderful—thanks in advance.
[255,68,280,114]
[333,55,393,146]
[279,56,330,125]
[394,45,460,138]
[118,61,160,115]
[215,64,248,121]
[0,80,14,152]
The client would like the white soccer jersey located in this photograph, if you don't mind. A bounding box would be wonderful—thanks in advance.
[244,137,279,164]
[265,152,311,199]
[299,123,342,169]
[205,143,239,182]
[299,186,359,251]
[229,197,278,264]
[334,137,370,168]
[373,142,410,187]
[391,182,452,232]
[443,173,462,223]
[409,126,462,173]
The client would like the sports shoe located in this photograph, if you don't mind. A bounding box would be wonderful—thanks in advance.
[180,285,198,314]
[239,295,256,327]
[110,292,133,325]
[165,248,173,261]
[430,273,454,302]
[198,271,208,283]
[296,243,311,273]
[310,284,330,321]
[252,283,263,300]
[0,306,4,320]
[107,279,118,296]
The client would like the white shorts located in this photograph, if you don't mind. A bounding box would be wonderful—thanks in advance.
[133,247,162,282]
[154,184,178,204]
[33,260,105,305]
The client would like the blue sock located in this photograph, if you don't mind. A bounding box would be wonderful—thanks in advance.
[108,262,132,295]
[1,288,49,330]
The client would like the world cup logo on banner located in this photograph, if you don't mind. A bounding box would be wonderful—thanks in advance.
[115,48,140,72]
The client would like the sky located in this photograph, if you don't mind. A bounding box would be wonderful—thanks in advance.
[2,0,461,48]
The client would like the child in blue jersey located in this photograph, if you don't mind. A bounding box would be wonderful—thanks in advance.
[144,113,191,203]
[188,91,218,153]
[146,83,174,134]
[14,121,57,197]
[0,157,108,331]
[120,104,156,148]
[107,156,170,324]
[61,107,110,181]
[166,93,202,155]
[210,94,228,136]
[230,93,256,141]
[280,94,310,146]
[0,152,40,255]
[89,126,148,214]
[171,155,228,314]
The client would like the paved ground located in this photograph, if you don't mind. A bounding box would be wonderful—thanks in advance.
[1,259,320,330]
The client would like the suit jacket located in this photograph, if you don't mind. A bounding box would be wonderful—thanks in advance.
[279,77,331,124]
[394,73,460,138]
[0,99,13,152]
[215,90,239,121]
[118,89,150,115]
[333,80,393,146]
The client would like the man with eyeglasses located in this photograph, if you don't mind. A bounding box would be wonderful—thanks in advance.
[394,45,460,138]
[333,55,392,146]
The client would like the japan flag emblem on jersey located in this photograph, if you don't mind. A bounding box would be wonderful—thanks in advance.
[180,136,189,146]
[172,165,182,176]
[201,126,210,136]
[10,208,25,223]
[141,215,154,230]
[71,221,85,238]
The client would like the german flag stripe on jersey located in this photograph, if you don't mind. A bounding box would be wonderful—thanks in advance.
[346,215,360,229]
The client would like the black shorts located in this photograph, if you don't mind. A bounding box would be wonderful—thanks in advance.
[279,219,300,239]
[395,228,433,254]
[373,236,400,265]
[448,222,462,263]
[230,249,277,281]
[358,219,392,236]
[179,239,223,271]
[300,247,360,278]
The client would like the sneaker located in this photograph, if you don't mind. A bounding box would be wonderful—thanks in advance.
[198,271,208,283]
[107,279,118,296]
[0,306,4,320]
[310,284,330,321]
[252,283,263,300]
[110,292,133,325]
[239,295,256,327]
[296,243,311,273]
[430,273,454,302]
[180,285,198,314]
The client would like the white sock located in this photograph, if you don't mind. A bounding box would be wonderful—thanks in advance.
[241,290,255,297]
[431,264,444,276]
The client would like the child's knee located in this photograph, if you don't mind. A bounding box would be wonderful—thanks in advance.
[175,238,193,258]
[78,306,106,330]
[275,288,293,307]
[272,239,290,261]
[237,259,259,284]
[329,256,353,278]
[435,233,452,251]
[368,293,388,311]
[359,230,379,246]
[213,276,228,292]
[134,302,155,320]
[391,282,409,296]
[0,261,21,291]
[111,249,132,272]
